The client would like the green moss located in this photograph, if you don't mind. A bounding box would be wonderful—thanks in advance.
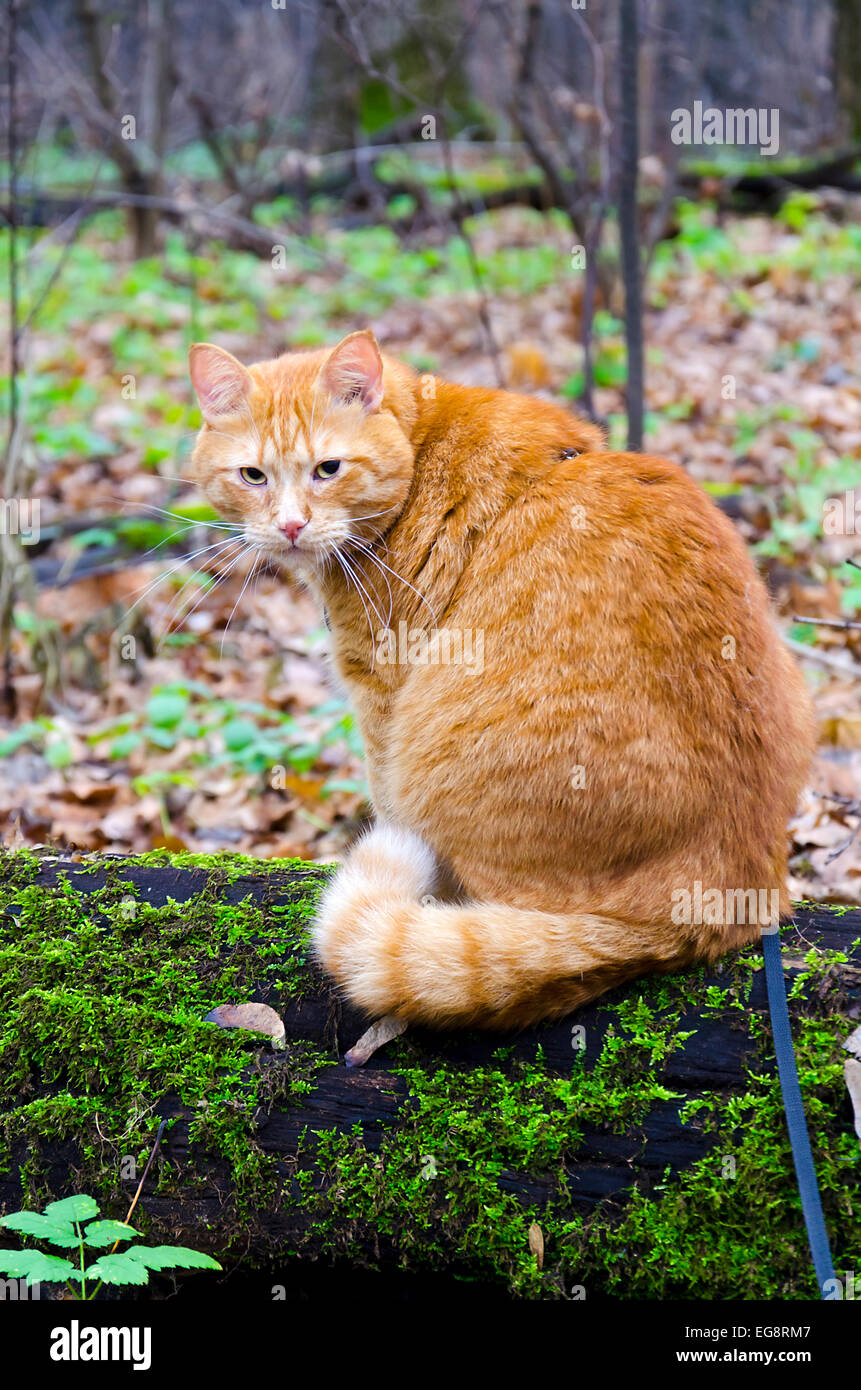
[115,849,322,877]
[570,1010,859,1298]
[12,846,324,881]
[1,849,857,1298]
[295,1025,689,1297]
[0,850,335,1252]
[293,941,859,1300]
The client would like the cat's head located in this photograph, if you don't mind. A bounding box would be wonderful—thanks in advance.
[188,331,416,571]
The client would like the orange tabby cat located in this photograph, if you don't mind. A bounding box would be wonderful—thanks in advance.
[189,330,815,1031]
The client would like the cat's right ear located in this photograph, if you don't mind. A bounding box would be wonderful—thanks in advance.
[189,344,252,424]
[320,330,384,413]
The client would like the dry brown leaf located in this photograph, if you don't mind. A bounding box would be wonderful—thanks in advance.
[150,833,189,853]
[843,1059,861,1144]
[507,342,550,389]
[821,714,861,750]
[528,1221,544,1270]
[204,1003,286,1049]
[344,1014,407,1068]
[65,778,121,804]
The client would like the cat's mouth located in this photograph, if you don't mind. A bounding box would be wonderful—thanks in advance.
[254,531,332,566]
[242,523,359,570]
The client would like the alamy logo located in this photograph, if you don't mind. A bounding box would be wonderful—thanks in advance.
[823,1270,857,1300]
[670,101,780,157]
[823,490,860,535]
[374,621,484,673]
[0,497,40,544]
[0,1276,39,1299]
[50,1321,152,1371]
[671,881,780,927]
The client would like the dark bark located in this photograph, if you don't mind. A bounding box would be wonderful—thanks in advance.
[618,0,643,451]
[0,852,858,1290]
[834,0,861,142]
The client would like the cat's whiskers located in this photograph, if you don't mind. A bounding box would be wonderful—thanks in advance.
[156,535,262,654]
[219,544,263,658]
[348,504,400,528]
[336,545,387,634]
[156,538,249,644]
[107,497,242,532]
[250,550,268,606]
[133,522,199,565]
[123,535,244,616]
[131,517,245,571]
[345,537,438,627]
[352,522,390,549]
[342,537,393,626]
[332,547,378,668]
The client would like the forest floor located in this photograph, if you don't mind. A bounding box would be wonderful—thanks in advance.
[1,187,859,902]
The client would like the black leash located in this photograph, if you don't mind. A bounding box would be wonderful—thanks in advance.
[762,927,835,1297]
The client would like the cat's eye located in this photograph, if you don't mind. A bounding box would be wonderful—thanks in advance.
[313,459,341,480]
[239,466,267,486]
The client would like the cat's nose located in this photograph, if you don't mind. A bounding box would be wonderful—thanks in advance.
[280,517,308,544]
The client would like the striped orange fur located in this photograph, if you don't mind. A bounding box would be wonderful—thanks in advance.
[189,330,815,1031]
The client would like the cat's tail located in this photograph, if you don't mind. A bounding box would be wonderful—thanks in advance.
[311,824,694,1031]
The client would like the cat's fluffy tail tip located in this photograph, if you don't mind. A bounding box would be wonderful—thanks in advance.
[311,822,437,968]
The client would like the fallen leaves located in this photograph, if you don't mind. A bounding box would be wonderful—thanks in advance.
[204,1002,286,1050]
[789,752,861,905]
[528,1222,545,1270]
[1,202,860,911]
[821,713,861,750]
[842,1027,861,1145]
[344,1014,408,1068]
[0,564,366,863]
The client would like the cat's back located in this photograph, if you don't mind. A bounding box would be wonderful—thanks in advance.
[416,380,737,564]
[415,379,605,477]
[407,377,811,753]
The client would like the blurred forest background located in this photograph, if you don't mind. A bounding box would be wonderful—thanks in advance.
[0,0,859,903]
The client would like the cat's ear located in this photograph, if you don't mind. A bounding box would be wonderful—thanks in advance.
[320,331,384,413]
[189,343,252,423]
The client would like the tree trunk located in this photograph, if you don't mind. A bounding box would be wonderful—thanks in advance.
[834,0,861,142]
[0,851,858,1300]
[618,0,644,451]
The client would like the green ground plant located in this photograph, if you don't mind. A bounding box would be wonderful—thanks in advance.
[0,1193,220,1297]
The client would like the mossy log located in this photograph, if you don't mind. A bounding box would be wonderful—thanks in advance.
[1,849,859,1301]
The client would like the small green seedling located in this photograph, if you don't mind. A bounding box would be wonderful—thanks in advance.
[0,1194,221,1299]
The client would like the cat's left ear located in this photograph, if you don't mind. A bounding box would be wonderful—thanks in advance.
[320,330,384,413]
[189,343,252,423]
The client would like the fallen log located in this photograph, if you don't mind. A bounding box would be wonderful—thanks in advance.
[0,849,858,1301]
[8,145,861,238]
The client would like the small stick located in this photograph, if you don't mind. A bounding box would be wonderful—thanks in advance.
[825,822,861,865]
[824,793,861,816]
[109,1117,168,1254]
[792,614,861,632]
[783,637,861,680]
